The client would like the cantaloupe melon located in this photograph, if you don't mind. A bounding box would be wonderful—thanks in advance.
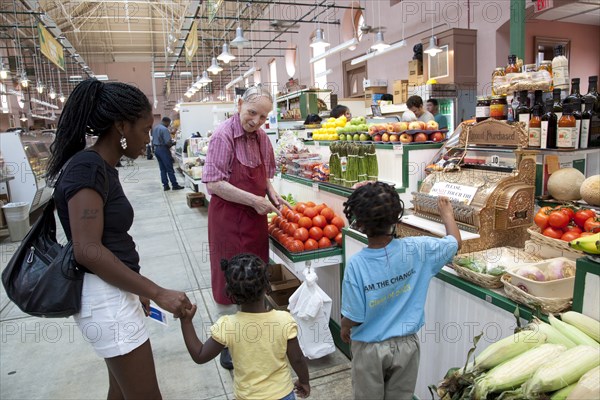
[547,168,585,201]
[580,175,600,206]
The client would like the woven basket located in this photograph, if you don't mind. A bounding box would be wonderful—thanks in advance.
[501,275,572,314]
[527,226,584,258]
[452,247,543,289]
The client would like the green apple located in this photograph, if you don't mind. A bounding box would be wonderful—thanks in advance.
[359,133,369,141]
[353,134,360,141]
[339,133,346,141]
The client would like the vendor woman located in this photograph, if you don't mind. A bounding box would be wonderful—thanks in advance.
[202,85,290,370]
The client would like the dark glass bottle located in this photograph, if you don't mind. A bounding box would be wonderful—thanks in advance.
[552,89,563,121]
[564,78,583,112]
[580,98,593,149]
[541,99,557,149]
[584,75,599,115]
[516,90,531,131]
[572,99,582,149]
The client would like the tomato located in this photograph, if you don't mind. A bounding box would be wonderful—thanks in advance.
[331,216,345,229]
[561,231,580,242]
[268,224,276,235]
[286,222,299,236]
[557,207,575,221]
[542,226,564,239]
[290,240,305,253]
[281,206,290,215]
[272,216,280,227]
[564,225,582,234]
[574,209,596,229]
[323,224,340,239]
[303,207,318,218]
[548,211,570,229]
[315,204,327,214]
[584,217,600,233]
[580,232,596,237]
[312,215,327,229]
[280,221,290,233]
[534,212,550,230]
[304,238,319,251]
[305,201,316,207]
[298,216,313,229]
[290,213,301,223]
[318,237,332,248]
[309,226,323,241]
[293,227,309,242]
[334,232,343,246]
[320,207,335,222]
[271,228,282,239]
[539,206,553,214]
[294,202,306,213]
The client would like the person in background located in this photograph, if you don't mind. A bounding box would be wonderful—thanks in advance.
[304,113,322,125]
[406,95,434,123]
[330,104,352,120]
[180,253,310,399]
[202,85,290,370]
[340,182,461,399]
[47,78,192,399]
[426,98,449,129]
[152,116,184,191]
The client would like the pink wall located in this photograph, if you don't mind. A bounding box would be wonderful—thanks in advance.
[525,20,600,86]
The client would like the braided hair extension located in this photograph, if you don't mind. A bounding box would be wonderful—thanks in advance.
[47,78,151,181]
[220,253,270,305]
[343,182,404,237]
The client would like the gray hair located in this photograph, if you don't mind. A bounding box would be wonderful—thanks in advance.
[241,85,273,103]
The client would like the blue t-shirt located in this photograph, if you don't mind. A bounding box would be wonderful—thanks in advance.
[341,235,458,343]
[435,113,448,129]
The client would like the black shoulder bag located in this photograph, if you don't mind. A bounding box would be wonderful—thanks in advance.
[1,154,109,318]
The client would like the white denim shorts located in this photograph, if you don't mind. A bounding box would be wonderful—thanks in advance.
[73,273,149,359]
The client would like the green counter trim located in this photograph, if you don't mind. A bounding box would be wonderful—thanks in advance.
[269,237,342,262]
[304,140,443,151]
[572,256,599,313]
[535,163,544,197]
[280,173,406,195]
[329,320,351,358]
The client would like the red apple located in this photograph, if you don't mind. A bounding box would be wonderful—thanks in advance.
[382,133,390,142]
[391,122,402,133]
[426,120,439,131]
[398,122,409,132]
[414,133,428,142]
[419,121,428,130]
[408,121,421,130]
[373,134,382,142]
[389,134,399,142]
[429,132,444,142]
[399,133,413,143]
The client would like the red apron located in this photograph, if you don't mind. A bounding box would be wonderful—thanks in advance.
[207,140,268,305]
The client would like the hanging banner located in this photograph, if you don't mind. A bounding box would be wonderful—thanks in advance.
[185,21,198,66]
[207,0,224,23]
[38,23,65,70]
[166,78,171,97]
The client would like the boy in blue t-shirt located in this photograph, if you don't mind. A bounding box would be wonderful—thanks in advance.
[341,182,461,399]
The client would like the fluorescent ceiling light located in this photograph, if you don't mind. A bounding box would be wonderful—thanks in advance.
[69,75,83,81]
[226,75,244,90]
[95,75,109,81]
[153,72,166,78]
[243,67,256,78]
[315,69,333,79]
[309,37,358,63]
[180,71,192,77]
[350,39,409,66]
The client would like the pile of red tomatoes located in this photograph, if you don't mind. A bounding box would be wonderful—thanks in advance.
[268,202,346,253]
[534,205,600,242]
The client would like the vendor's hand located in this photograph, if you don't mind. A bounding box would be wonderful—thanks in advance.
[139,296,151,316]
[294,380,311,398]
[154,288,192,318]
[340,325,352,344]
[253,196,281,216]
[179,304,197,322]
[268,191,292,210]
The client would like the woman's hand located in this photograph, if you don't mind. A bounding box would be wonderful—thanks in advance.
[154,289,192,318]
[139,296,151,316]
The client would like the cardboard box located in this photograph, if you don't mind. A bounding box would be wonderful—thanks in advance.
[265,287,297,311]
[393,80,409,104]
[364,86,388,95]
[186,192,205,208]
[267,263,301,291]
[364,86,388,107]
[408,60,423,76]
[409,75,425,86]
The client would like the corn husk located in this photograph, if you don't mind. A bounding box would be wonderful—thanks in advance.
[550,384,577,400]
[566,366,600,400]
[549,314,599,348]
[473,344,566,399]
[522,345,600,397]
[561,311,600,343]
[471,330,547,372]
[529,318,576,349]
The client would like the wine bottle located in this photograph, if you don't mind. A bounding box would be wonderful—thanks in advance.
[580,98,592,149]
[541,99,557,149]
[516,90,531,131]
[564,78,583,112]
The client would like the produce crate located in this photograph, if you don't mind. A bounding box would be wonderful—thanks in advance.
[267,263,301,292]
[527,226,583,260]
[186,192,205,208]
[265,287,298,311]
[501,275,572,314]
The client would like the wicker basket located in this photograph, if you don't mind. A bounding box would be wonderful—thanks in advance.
[527,226,584,258]
[501,275,572,314]
[452,247,543,289]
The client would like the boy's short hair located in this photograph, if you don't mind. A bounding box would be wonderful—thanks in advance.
[426,98,438,107]
[406,96,424,109]
[331,105,349,118]
[162,116,171,124]
[343,182,404,237]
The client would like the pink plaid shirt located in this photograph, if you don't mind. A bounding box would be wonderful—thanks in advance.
[202,114,275,185]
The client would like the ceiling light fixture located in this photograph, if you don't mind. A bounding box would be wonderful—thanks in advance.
[309,37,358,63]
[310,28,330,50]
[19,71,29,87]
[0,60,8,79]
[59,93,66,102]
[371,31,390,51]
[217,43,236,64]
[231,26,250,49]
[217,90,226,101]
[226,75,244,90]
[243,67,256,78]
[424,0,442,56]
[199,70,212,84]
[207,57,223,75]
[36,80,45,94]
[49,86,56,99]
[20,113,28,122]
[350,38,409,65]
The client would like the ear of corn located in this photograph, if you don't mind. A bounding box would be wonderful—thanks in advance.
[549,314,599,348]
[561,311,600,343]
[566,365,600,400]
[472,330,547,372]
[550,383,577,400]
[473,344,566,399]
[522,345,600,397]
[529,318,576,349]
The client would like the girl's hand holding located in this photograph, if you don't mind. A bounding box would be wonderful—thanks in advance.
[180,304,197,322]
[294,380,310,398]
[154,288,192,318]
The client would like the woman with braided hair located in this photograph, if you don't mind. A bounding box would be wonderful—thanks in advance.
[47,78,192,399]
[340,182,461,399]
[179,253,311,399]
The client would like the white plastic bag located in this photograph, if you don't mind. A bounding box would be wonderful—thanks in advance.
[287,268,335,359]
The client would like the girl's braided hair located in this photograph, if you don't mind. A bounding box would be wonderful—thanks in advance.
[221,253,270,305]
[343,182,404,237]
[47,78,151,181]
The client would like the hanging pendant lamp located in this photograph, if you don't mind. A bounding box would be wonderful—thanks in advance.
[231,26,250,49]
[207,57,223,75]
[59,93,66,103]
[217,90,226,101]
[217,43,236,64]
[310,28,330,50]
[424,36,442,56]
[199,70,212,84]
[19,71,29,87]
[36,80,45,94]
[371,31,390,52]
[0,61,8,79]
[49,86,57,99]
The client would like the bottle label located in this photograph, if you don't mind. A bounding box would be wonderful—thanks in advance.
[476,106,490,118]
[553,65,569,88]
[540,121,549,149]
[580,119,590,149]
[557,127,574,148]
[573,120,581,149]
[529,127,541,147]
[519,113,531,132]
[490,104,507,118]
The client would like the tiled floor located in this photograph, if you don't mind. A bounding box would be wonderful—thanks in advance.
[0,158,352,400]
